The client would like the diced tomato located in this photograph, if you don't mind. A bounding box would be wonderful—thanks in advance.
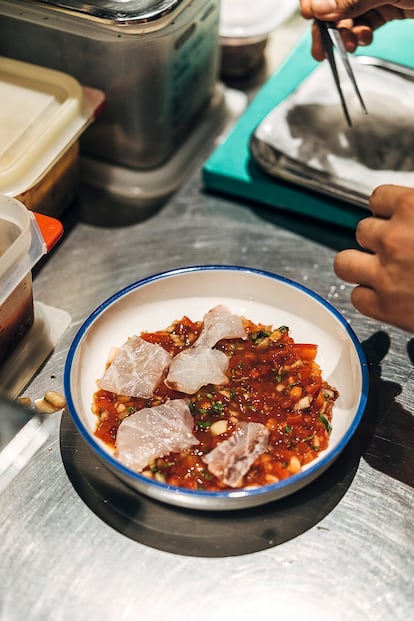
[305,382,322,395]
[286,413,304,425]
[141,331,173,351]
[292,343,317,361]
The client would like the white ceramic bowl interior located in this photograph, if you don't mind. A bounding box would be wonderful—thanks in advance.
[64,266,369,511]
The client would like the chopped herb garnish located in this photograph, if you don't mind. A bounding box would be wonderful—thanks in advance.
[284,425,292,434]
[197,420,212,429]
[211,400,225,414]
[319,414,332,434]
[250,329,271,343]
[279,325,289,333]
[198,407,210,414]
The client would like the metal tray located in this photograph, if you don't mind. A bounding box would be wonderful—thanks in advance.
[250,56,414,208]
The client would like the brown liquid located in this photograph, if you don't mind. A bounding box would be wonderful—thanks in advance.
[0,273,34,367]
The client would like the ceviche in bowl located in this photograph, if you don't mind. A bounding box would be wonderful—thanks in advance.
[64,266,369,511]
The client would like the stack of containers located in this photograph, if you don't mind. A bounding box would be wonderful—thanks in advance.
[0,56,104,366]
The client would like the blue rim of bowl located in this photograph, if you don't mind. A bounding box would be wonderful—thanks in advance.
[64,265,369,504]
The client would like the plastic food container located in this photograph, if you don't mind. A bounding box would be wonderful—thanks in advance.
[0,195,63,367]
[0,56,104,217]
[0,0,221,172]
[220,0,297,77]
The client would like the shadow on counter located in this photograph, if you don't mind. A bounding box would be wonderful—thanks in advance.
[60,332,388,558]
[254,200,361,252]
[202,181,362,253]
[55,183,167,230]
[361,333,414,490]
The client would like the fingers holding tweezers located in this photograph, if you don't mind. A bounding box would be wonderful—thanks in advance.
[316,20,368,126]
[311,19,360,60]
[325,21,368,115]
[317,20,352,126]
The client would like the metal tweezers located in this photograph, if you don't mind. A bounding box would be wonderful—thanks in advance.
[317,20,368,127]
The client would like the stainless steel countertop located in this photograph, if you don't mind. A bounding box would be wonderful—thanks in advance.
[1,14,413,621]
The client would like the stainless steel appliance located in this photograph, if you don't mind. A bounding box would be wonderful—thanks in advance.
[0,0,221,171]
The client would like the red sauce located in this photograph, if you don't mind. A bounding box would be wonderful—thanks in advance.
[92,316,339,491]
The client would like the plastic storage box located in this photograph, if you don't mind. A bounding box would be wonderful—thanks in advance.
[0,195,63,367]
[0,56,104,217]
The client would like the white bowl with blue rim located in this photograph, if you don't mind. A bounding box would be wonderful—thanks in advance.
[64,265,369,511]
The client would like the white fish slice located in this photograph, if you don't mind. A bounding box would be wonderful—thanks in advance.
[202,421,270,487]
[194,304,246,349]
[165,347,229,394]
[97,335,172,398]
[115,398,199,472]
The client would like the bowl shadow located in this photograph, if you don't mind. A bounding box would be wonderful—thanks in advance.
[60,353,380,558]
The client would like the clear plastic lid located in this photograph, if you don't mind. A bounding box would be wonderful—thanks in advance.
[0,56,104,198]
[220,0,298,39]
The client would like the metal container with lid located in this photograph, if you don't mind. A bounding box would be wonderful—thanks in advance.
[0,0,221,171]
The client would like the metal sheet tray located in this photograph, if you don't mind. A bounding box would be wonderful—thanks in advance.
[250,56,414,208]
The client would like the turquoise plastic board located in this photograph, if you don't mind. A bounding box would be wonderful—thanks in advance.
[203,21,414,229]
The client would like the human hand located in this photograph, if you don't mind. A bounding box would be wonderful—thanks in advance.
[299,1,414,60]
[334,184,414,333]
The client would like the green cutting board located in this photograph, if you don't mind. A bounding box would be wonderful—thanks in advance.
[203,21,414,229]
